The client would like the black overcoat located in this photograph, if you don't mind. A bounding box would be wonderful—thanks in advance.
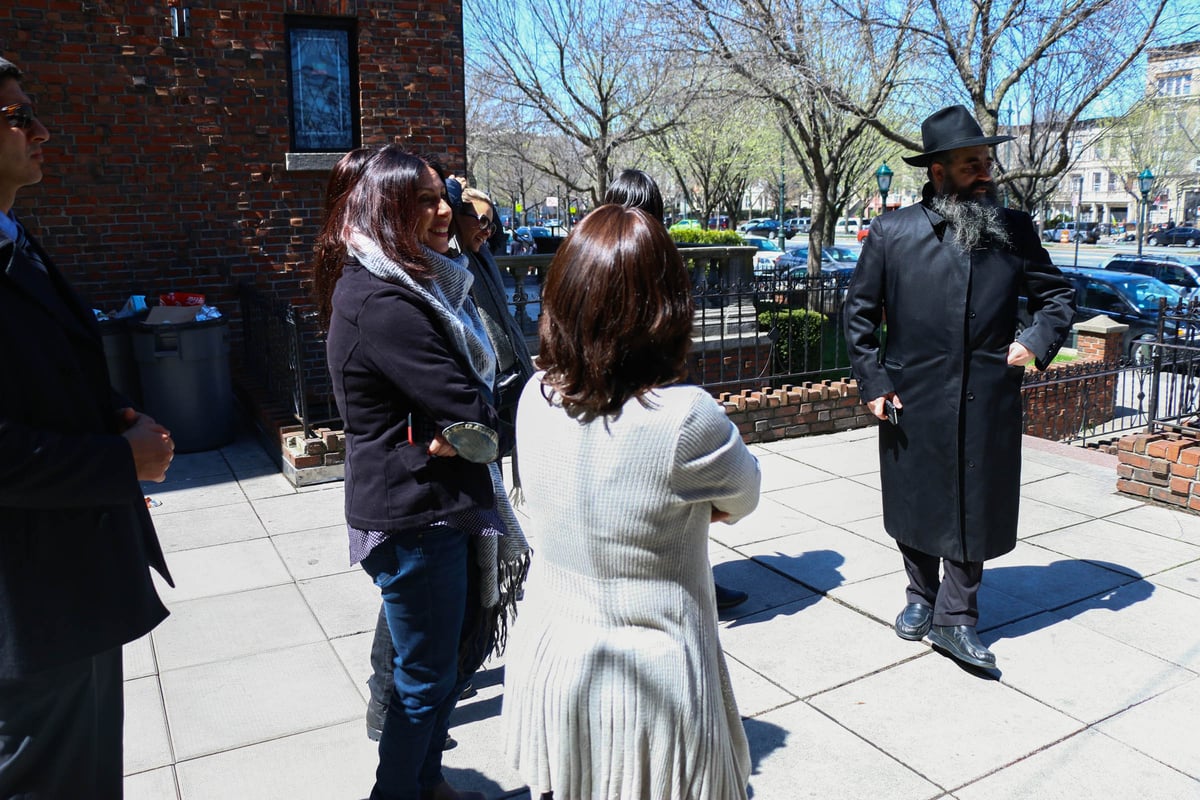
[842,203,1074,562]
[0,228,171,679]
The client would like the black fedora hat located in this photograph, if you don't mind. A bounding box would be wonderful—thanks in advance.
[902,105,1014,167]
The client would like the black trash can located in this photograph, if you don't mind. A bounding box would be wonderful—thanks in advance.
[98,316,142,406]
[131,316,234,453]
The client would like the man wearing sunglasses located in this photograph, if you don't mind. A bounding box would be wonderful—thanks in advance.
[0,56,176,797]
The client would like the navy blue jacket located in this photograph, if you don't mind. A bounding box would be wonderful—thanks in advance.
[0,228,171,679]
[326,260,498,532]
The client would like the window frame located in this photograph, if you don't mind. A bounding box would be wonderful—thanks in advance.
[284,16,360,154]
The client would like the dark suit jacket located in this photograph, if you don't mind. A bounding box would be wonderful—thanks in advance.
[0,225,171,679]
[842,202,1075,562]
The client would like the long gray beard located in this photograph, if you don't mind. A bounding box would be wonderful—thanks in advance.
[930,195,1010,253]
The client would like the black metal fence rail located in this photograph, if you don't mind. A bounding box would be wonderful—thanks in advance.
[495,248,853,394]
[1147,300,1200,435]
[1020,358,1154,445]
[239,283,333,436]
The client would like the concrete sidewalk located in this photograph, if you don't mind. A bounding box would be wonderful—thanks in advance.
[123,427,1200,799]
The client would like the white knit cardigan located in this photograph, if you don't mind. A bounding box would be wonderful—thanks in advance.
[503,378,761,800]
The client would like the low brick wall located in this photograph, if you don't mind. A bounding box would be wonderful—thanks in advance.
[718,379,876,444]
[1021,317,1124,440]
[1116,430,1200,512]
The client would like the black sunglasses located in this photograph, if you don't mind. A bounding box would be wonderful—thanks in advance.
[1,103,36,130]
[459,210,496,233]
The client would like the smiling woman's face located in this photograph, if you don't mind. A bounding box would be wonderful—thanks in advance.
[414,167,452,253]
[461,198,494,254]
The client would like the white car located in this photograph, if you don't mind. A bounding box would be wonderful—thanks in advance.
[744,235,785,276]
[738,217,769,233]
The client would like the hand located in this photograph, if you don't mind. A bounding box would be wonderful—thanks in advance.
[428,434,458,458]
[711,508,731,524]
[1007,341,1035,367]
[116,407,162,433]
[122,414,174,482]
[867,393,902,421]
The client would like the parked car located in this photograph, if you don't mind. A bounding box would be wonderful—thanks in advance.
[668,218,702,233]
[1146,226,1200,248]
[708,215,731,230]
[856,226,870,243]
[1019,267,1186,363]
[1099,254,1200,300]
[744,235,786,276]
[1041,221,1100,244]
[783,217,811,238]
[835,217,862,235]
[737,217,769,232]
[743,218,780,237]
[515,225,563,254]
[775,247,855,283]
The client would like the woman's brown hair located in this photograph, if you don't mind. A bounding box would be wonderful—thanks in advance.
[311,146,446,331]
[312,147,375,331]
[538,204,693,415]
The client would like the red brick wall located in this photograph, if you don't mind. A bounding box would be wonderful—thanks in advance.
[2,0,464,403]
[1117,431,1200,512]
[720,379,877,443]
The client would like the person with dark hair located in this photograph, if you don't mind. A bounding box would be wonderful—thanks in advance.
[502,205,759,800]
[603,167,664,222]
[313,145,529,800]
[603,168,751,611]
[361,178,536,751]
[0,55,175,797]
[313,147,376,332]
[843,105,1074,671]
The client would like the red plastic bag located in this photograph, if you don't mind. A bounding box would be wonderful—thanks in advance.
[159,292,206,307]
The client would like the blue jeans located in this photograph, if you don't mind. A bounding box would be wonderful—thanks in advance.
[360,525,478,800]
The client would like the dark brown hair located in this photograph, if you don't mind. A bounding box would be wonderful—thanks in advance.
[312,146,445,331]
[538,204,693,415]
[313,147,375,331]
[604,169,664,222]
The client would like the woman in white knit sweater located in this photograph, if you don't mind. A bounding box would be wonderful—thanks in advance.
[502,204,761,799]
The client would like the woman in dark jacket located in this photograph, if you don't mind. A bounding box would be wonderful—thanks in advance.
[313,146,527,800]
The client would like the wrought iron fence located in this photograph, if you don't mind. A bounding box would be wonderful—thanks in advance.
[1019,297,1200,445]
[496,247,853,394]
[239,283,335,436]
[1145,299,1200,436]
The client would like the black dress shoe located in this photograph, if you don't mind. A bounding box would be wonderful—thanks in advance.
[894,602,933,641]
[928,624,997,670]
[714,583,749,610]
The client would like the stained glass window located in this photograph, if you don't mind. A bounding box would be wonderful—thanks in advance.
[287,19,358,152]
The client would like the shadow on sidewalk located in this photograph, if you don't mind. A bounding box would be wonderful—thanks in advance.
[720,549,845,628]
[744,716,789,798]
[983,559,1152,642]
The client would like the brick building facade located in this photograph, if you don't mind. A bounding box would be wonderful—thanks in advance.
[2,0,465,426]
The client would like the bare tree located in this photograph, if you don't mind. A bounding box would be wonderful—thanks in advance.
[1104,95,1200,228]
[677,0,917,270]
[649,95,775,229]
[847,0,1172,205]
[465,0,695,206]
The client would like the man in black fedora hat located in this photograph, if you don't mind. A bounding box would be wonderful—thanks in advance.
[842,105,1074,671]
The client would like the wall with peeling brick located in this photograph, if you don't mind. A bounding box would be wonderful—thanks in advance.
[1,1,464,409]
[719,379,876,443]
[1116,431,1200,512]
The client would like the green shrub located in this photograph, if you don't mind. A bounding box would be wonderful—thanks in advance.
[670,228,746,246]
[757,307,826,374]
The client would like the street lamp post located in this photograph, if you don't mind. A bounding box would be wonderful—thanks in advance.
[778,142,787,250]
[875,162,893,217]
[1137,167,1154,256]
[1073,175,1083,268]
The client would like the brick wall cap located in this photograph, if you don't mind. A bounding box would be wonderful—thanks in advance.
[1072,315,1130,335]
